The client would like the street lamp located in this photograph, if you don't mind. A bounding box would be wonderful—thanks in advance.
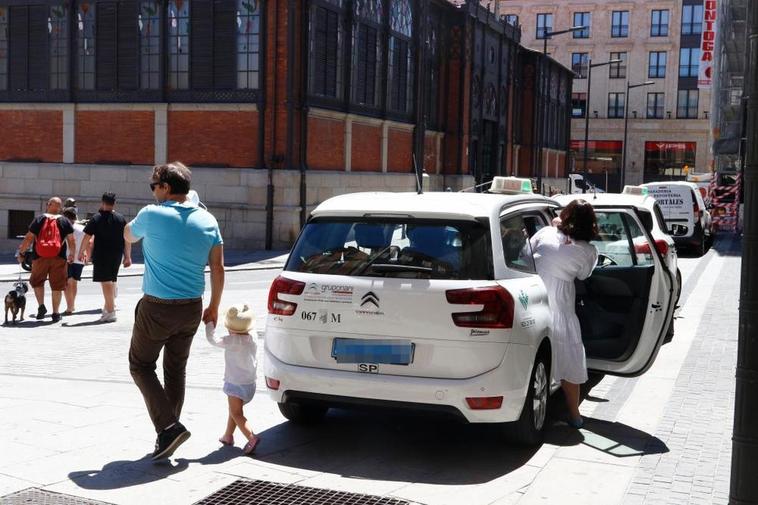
[581,57,623,193]
[620,80,654,190]
[534,25,587,194]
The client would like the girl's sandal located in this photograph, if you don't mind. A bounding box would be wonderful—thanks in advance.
[218,435,234,446]
[243,437,260,455]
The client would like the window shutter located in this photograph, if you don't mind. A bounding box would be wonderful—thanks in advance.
[117,1,139,90]
[213,0,236,89]
[365,26,377,105]
[313,7,327,95]
[190,0,213,89]
[97,2,118,90]
[28,5,48,90]
[8,6,29,91]
[324,10,338,97]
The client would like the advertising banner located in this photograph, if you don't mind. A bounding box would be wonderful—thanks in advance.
[698,0,718,89]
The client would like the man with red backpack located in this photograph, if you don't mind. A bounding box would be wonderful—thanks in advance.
[16,197,76,322]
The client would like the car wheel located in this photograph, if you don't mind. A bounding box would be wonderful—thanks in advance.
[698,235,706,256]
[507,353,549,446]
[278,401,328,425]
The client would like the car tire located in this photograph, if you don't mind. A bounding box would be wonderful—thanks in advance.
[506,352,549,446]
[278,401,328,425]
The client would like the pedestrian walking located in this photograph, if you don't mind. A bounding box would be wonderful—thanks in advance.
[15,197,76,322]
[124,161,225,461]
[529,200,598,429]
[205,304,260,455]
[63,207,86,315]
[79,193,132,323]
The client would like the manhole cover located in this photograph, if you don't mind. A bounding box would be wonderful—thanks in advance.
[0,488,114,505]
[194,479,409,505]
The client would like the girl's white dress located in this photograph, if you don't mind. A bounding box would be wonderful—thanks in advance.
[530,226,598,384]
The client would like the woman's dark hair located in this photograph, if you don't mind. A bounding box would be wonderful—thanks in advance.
[558,199,598,242]
[152,161,191,195]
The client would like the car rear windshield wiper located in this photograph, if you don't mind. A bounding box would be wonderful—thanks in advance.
[366,263,433,273]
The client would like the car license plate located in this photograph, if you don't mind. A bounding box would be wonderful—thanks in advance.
[332,338,414,365]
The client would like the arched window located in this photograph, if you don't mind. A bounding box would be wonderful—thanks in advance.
[167,0,190,90]
[387,0,412,114]
[237,0,261,89]
[139,1,162,89]
[352,0,383,107]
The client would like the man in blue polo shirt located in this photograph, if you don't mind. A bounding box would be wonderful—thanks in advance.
[125,161,225,461]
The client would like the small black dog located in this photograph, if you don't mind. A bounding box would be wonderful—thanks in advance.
[4,281,28,325]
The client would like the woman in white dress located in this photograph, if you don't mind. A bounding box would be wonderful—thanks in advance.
[530,200,598,428]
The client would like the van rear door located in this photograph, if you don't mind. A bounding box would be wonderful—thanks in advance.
[643,183,695,238]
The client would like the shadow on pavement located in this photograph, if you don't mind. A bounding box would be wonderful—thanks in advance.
[69,447,241,490]
[577,418,669,458]
[62,319,113,327]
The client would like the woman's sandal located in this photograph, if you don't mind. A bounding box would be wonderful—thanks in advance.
[243,437,260,455]
[218,435,234,446]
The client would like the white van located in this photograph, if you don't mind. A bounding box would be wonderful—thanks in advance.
[641,182,712,255]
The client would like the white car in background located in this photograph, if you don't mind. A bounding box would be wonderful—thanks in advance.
[264,178,676,445]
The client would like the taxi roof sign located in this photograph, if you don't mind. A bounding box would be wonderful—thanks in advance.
[489,177,533,195]
[622,185,649,197]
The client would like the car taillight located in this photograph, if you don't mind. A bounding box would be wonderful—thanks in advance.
[634,239,669,256]
[267,275,305,316]
[465,396,503,409]
[693,202,701,219]
[265,377,280,390]
[445,286,514,329]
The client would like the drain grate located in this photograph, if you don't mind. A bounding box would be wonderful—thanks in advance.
[194,479,409,505]
[0,488,114,505]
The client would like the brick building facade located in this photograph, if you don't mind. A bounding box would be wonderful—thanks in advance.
[0,0,572,249]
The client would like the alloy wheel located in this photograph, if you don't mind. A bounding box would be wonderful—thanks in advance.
[532,362,548,430]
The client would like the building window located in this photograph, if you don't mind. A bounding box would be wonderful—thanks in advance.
[8,210,35,239]
[504,14,518,26]
[648,51,667,78]
[309,1,344,98]
[139,2,161,90]
[677,89,699,118]
[573,12,590,38]
[571,92,586,118]
[571,52,588,78]
[388,0,413,114]
[611,10,629,37]
[352,0,383,107]
[425,7,442,129]
[609,52,627,78]
[49,4,68,90]
[237,0,262,89]
[7,5,54,93]
[0,7,7,90]
[682,4,704,35]
[168,0,190,90]
[76,2,95,90]
[608,92,625,118]
[679,48,700,77]
[651,9,669,37]
[570,140,623,174]
[536,13,552,39]
[647,92,664,119]
[644,141,696,181]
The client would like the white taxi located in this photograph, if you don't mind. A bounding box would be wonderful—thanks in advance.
[264,178,676,445]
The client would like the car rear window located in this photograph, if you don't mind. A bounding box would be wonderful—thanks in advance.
[285,218,493,280]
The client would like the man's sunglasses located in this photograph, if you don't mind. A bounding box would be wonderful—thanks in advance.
[149,181,162,191]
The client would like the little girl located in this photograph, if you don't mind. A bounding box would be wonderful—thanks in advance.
[205,304,260,454]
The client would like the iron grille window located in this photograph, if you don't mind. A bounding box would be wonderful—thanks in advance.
[611,10,628,37]
[571,52,588,79]
[504,14,517,26]
[536,13,552,39]
[0,8,6,90]
[679,47,700,77]
[168,0,189,89]
[571,92,586,118]
[7,5,50,92]
[573,12,590,38]
[608,92,625,118]
[309,2,343,98]
[647,92,664,118]
[352,0,383,107]
[48,4,68,90]
[76,2,95,90]
[139,1,161,89]
[387,0,412,114]
[648,51,666,78]
[682,4,703,35]
[609,51,626,78]
[677,89,698,118]
[236,0,261,89]
[651,9,669,36]
[425,7,442,129]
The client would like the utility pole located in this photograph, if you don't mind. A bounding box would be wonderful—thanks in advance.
[731,1,758,504]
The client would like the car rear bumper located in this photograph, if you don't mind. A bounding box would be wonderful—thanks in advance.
[263,342,536,423]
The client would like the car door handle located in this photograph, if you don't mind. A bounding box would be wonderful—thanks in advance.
[651,303,661,309]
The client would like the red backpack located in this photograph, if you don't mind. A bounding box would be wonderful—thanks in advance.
[35,215,63,258]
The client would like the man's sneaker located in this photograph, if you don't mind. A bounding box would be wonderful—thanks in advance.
[152,422,191,460]
[51,313,61,323]
[35,305,47,319]
[97,311,117,323]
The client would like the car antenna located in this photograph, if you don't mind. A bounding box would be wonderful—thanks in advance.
[413,154,423,194]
